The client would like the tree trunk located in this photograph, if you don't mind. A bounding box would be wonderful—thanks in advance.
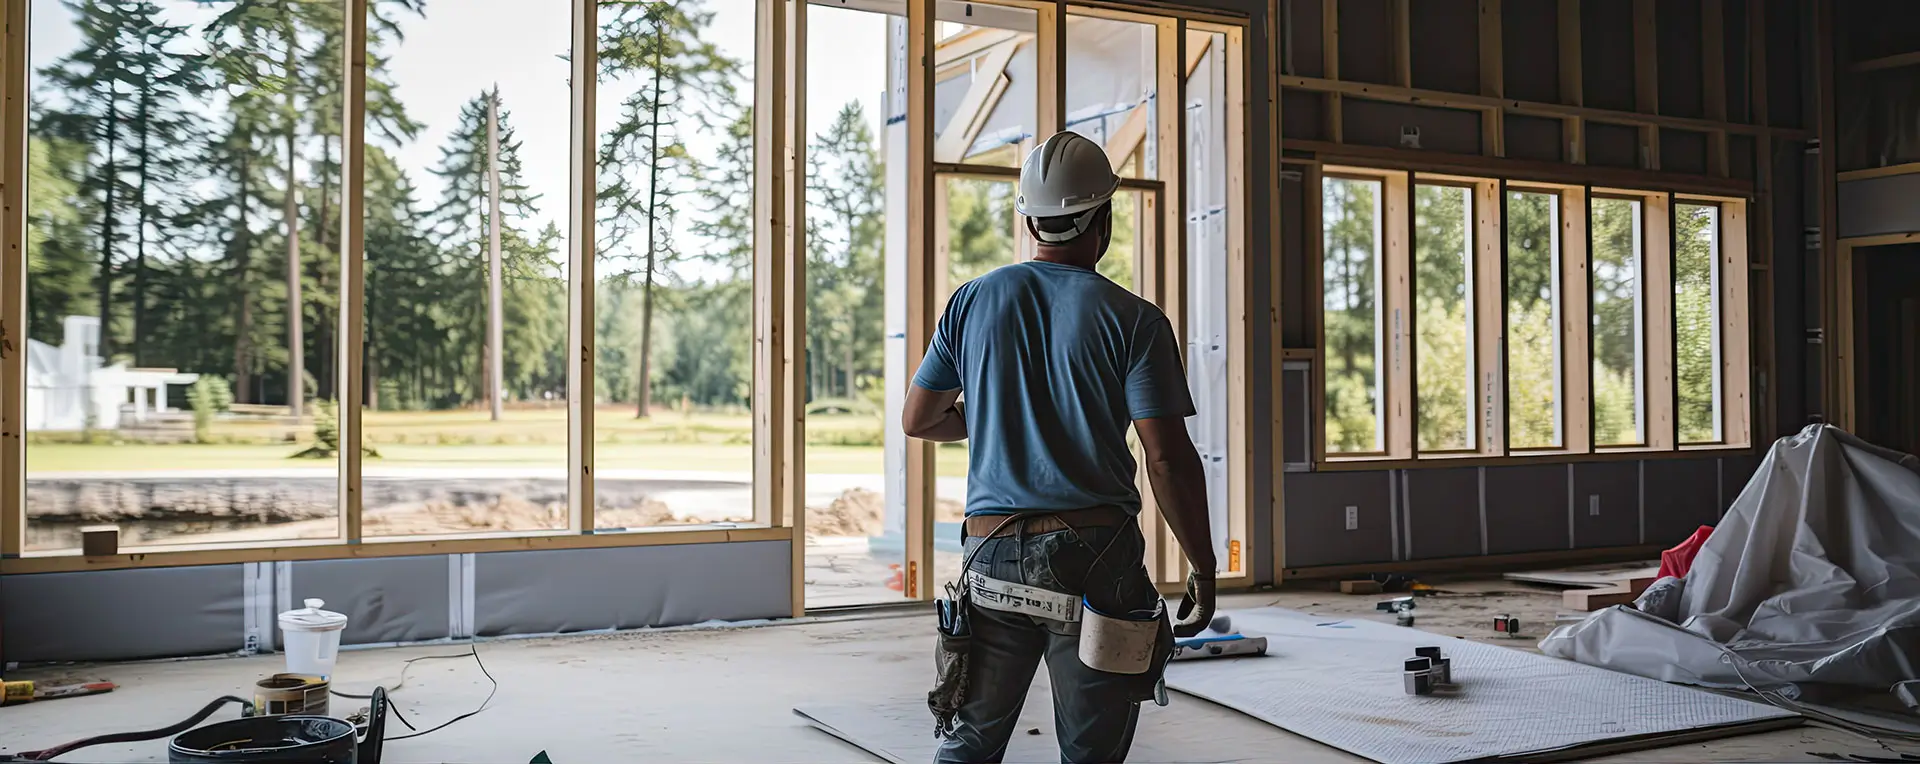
[97,89,121,361]
[284,40,304,417]
[132,84,153,367]
[486,90,505,421]
[316,135,336,402]
[844,338,854,399]
[234,149,255,403]
[636,19,666,420]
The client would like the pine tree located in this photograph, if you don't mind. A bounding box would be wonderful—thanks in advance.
[805,102,884,403]
[597,0,740,418]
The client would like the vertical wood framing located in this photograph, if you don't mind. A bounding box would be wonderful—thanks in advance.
[1305,164,1326,466]
[1719,199,1750,447]
[905,0,937,602]
[0,0,26,556]
[338,0,368,543]
[1558,187,1591,451]
[783,0,808,611]
[570,0,598,535]
[1264,2,1284,582]
[1815,0,1840,428]
[1037,2,1065,138]
[1321,0,1341,142]
[1701,0,1728,176]
[1223,22,1250,580]
[1389,0,1411,88]
[1383,172,1414,459]
[1474,180,1505,455]
[1643,193,1676,450]
[1832,241,1855,432]
[1558,0,1583,164]
[1158,22,1187,361]
[1631,0,1658,170]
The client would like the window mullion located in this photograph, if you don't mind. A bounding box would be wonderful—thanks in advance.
[1562,187,1592,453]
[1384,172,1415,459]
[1475,179,1506,456]
[1645,193,1677,450]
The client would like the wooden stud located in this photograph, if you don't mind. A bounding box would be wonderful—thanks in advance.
[1816,0,1839,428]
[1390,0,1412,89]
[1278,76,1807,141]
[1835,162,1920,182]
[1268,5,1286,584]
[1479,0,1503,99]
[1702,0,1728,176]
[1038,1,1065,139]
[0,0,26,557]
[571,0,599,536]
[1644,192,1675,450]
[1475,179,1505,455]
[1631,0,1657,170]
[1322,0,1341,142]
[1285,139,1754,198]
[339,0,368,543]
[1223,22,1251,580]
[1307,161,1328,467]
[1849,51,1920,74]
[1158,20,1187,357]
[0,525,796,575]
[906,0,937,603]
[1383,172,1414,459]
[1748,0,1766,127]
[1719,199,1750,447]
[1559,187,1592,452]
[785,0,809,613]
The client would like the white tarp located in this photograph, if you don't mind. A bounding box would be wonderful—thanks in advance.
[1542,425,1920,698]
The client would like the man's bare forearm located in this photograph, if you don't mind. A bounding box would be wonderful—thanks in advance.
[1145,442,1216,576]
[914,406,968,442]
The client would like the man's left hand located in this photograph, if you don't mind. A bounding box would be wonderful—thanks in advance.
[1172,572,1216,638]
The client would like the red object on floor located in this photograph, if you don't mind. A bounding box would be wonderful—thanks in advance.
[1658,525,1715,579]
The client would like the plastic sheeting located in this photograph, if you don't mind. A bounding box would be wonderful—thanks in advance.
[1542,425,1920,698]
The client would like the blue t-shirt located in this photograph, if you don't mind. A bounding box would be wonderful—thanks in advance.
[911,260,1196,516]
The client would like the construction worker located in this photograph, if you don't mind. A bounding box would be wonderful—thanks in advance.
[904,131,1217,764]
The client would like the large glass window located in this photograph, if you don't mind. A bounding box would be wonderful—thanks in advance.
[1675,202,1722,444]
[1413,184,1474,453]
[23,0,345,550]
[593,0,757,530]
[804,3,901,607]
[1591,197,1645,446]
[1505,190,1561,449]
[356,2,572,538]
[1321,176,1384,454]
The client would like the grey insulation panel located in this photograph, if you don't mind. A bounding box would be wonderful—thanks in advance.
[1656,0,1705,119]
[290,556,451,646]
[1402,468,1482,560]
[1660,129,1709,176]
[1839,174,1920,238]
[1283,471,1395,568]
[1281,90,1326,142]
[1505,114,1564,163]
[1642,459,1722,546]
[1281,173,1309,348]
[1720,454,1763,514]
[1502,0,1562,104]
[1586,122,1641,169]
[1288,0,1326,78]
[1336,0,1395,85]
[1571,460,1643,549]
[1482,464,1572,554]
[1580,0,1637,112]
[474,540,790,636]
[1408,0,1479,94]
[2,565,243,662]
[1165,608,1798,764]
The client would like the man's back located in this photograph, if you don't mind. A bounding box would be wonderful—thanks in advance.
[912,260,1194,516]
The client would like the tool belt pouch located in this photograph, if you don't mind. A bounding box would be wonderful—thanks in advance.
[928,592,972,739]
[1077,599,1175,703]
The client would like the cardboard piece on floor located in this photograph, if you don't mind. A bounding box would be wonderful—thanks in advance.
[1165,608,1799,764]
[1504,564,1661,589]
[796,678,1348,764]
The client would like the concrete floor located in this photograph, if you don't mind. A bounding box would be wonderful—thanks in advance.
[3,584,1913,763]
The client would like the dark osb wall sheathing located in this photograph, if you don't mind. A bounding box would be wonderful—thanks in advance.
[1276,0,1824,573]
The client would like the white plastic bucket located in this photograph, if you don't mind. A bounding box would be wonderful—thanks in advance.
[278,598,348,678]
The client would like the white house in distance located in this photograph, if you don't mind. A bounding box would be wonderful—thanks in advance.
[25,315,199,432]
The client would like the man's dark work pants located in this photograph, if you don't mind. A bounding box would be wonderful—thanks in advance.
[935,521,1162,764]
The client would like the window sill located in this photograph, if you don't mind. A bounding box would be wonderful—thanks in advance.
[2,524,789,574]
[1312,444,1757,472]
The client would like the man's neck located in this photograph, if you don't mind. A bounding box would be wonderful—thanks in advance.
[1032,251,1096,270]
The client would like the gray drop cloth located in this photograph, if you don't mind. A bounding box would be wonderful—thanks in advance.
[1165,608,1795,764]
[1542,425,1920,697]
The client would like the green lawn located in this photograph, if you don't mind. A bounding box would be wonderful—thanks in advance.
[27,407,970,476]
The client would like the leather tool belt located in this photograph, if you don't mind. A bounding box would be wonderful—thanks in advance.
[961,505,1127,539]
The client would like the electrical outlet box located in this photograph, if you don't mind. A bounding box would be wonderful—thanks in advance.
[1589,495,1601,516]
[1345,505,1360,531]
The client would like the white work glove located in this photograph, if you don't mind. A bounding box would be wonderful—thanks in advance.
[1171,571,1217,638]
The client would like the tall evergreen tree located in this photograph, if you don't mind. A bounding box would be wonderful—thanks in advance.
[597,0,739,417]
[806,102,884,403]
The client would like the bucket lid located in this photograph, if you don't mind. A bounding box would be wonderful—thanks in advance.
[279,598,348,631]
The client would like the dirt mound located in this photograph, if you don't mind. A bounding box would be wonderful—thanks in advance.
[806,488,968,538]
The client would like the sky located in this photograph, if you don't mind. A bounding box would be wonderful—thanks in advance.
[26,0,890,263]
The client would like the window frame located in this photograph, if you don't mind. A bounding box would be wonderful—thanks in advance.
[1408,176,1485,458]
[1312,167,1751,471]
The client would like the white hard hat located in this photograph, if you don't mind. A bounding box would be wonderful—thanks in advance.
[1016,132,1119,243]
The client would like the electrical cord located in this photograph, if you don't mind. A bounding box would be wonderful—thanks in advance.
[376,642,499,743]
[5,695,253,761]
